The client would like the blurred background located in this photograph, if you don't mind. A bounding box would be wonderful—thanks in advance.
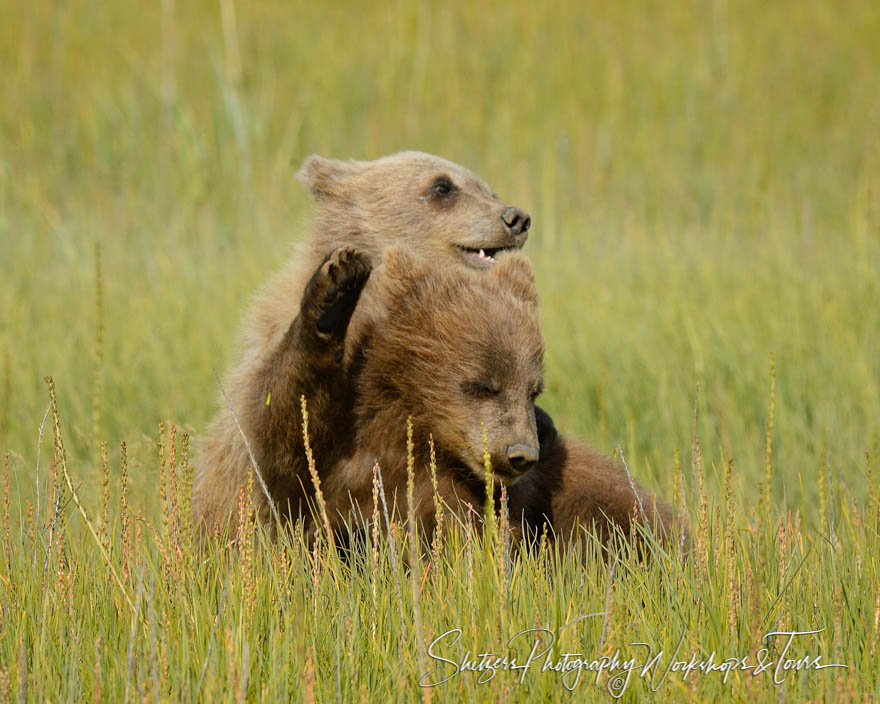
[1,0,878,515]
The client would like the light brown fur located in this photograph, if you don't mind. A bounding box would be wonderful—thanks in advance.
[315,249,675,549]
[193,150,676,552]
[320,249,546,540]
[192,151,532,530]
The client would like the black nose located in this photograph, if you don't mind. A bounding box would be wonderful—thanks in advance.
[505,443,539,474]
[501,207,531,236]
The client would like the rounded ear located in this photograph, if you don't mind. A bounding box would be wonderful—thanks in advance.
[378,247,434,308]
[296,155,358,200]
[493,253,538,304]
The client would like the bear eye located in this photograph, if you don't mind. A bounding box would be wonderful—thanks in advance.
[529,383,544,401]
[430,177,456,199]
[464,380,500,398]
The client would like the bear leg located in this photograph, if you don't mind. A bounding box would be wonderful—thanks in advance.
[247,248,371,522]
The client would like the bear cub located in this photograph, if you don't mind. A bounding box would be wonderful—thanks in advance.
[207,242,674,549]
[192,151,533,530]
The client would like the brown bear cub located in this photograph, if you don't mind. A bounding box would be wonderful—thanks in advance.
[315,247,673,547]
[193,151,533,530]
[192,152,531,527]
[195,237,674,549]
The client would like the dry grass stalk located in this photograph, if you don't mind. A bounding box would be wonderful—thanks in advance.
[369,462,380,643]
[213,372,281,528]
[24,499,34,547]
[44,376,134,612]
[167,424,180,561]
[427,434,444,568]
[404,417,427,687]
[724,457,738,634]
[694,439,708,580]
[158,421,168,539]
[100,440,110,555]
[2,453,9,571]
[480,424,495,540]
[777,513,788,589]
[373,461,407,643]
[120,442,132,585]
[240,468,256,617]
[499,483,511,602]
[300,396,332,543]
[872,585,880,658]
[405,417,417,556]
[179,431,195,566]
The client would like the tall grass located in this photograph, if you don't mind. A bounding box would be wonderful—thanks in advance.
[1,0,879,700]
[1,391,877,701]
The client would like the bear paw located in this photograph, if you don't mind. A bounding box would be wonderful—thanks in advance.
[304,247,372,339]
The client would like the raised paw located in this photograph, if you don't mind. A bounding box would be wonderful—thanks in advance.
[303,247,372,339]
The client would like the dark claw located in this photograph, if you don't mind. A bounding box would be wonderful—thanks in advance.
[308,248,372,337]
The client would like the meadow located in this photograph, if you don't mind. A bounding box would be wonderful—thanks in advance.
[1,0,879,700]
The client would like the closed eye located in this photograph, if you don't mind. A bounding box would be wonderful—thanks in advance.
[463,380,500,398]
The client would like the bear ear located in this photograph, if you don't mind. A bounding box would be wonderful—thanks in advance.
[296,155,358,200]
[493,253,538,304]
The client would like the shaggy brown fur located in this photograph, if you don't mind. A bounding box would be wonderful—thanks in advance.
[192,151,532,530]
[320,248,547,540]
[222,244,674,550]
[332,249,674,547]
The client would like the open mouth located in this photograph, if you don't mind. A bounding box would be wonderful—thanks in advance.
[455,246,513,267]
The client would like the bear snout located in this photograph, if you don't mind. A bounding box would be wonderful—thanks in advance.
[501,207,531,237]
[505,443,539,474]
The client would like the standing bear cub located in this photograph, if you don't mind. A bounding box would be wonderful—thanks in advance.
[192,152,533,530]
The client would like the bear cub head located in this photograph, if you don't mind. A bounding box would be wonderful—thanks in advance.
[359,247,545,483]
[297,151,531,270]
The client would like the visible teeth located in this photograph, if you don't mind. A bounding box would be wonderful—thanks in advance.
[460,246,498,264]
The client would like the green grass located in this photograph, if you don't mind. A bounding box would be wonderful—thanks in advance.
[1,0,879,700]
